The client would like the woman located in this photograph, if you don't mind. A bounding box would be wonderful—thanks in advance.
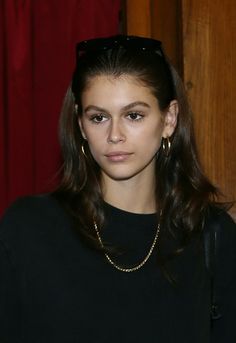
[0,35,235,342]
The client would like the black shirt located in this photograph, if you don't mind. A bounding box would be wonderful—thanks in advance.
[0,195,235,342]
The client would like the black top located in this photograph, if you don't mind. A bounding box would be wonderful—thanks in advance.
[0,195,235,343]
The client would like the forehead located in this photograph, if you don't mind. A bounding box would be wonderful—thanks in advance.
[81,75,159,108]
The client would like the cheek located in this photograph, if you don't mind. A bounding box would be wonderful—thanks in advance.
[144,125,164,154]
[84,127,104,144]
[142,122,164,145]
[85,133,104,158]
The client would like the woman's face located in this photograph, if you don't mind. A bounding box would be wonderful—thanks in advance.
[79,75,177,183]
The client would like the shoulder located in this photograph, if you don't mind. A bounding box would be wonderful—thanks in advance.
[1,194,67,224]
[0,194,71,245]
[204,206,236,281]
[205,206,236,241]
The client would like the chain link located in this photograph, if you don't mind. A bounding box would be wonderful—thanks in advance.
[93,213,161,272]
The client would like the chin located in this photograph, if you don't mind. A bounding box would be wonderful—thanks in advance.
[100,159,156,182]
[102,167,148,182]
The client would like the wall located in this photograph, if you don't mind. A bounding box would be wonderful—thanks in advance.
[125,0,236,217]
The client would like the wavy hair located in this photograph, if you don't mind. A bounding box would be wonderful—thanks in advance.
[54,37,221,270]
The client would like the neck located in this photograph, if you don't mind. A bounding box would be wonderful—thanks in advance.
[102,174,157,214]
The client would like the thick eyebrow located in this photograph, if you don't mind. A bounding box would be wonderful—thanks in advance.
[84,101,151,114]
[84,105,107,113]
[122,101,151,111]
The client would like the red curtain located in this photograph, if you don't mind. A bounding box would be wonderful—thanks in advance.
[0,0,121,215]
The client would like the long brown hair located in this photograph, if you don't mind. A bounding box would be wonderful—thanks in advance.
[54,35,220,262]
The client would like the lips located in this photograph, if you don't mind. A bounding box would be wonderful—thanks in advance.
[105,151,133,162]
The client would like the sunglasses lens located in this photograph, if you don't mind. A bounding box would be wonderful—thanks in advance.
[76,35,163,58]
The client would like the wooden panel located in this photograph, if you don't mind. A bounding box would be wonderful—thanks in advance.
[151,0,182,74]
[125,0,151,37]
[182,0,236,217]
[125,0,181,71]
[124,0,236,217]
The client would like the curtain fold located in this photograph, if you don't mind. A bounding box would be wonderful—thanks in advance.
[0,0,121,215]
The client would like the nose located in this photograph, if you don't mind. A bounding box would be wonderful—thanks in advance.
[107,119,126,144]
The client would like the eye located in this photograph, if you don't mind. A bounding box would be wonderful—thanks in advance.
[90,114,108,123]
[126,112,144,121]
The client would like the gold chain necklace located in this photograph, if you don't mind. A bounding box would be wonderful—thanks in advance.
[93,212,162,273]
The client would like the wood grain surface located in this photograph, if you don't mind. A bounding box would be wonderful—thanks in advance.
[125,0,236,218]
[182,0,236,217]
[126,0,151,37]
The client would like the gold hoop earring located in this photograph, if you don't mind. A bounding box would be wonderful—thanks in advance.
[162,137,171,157]
[81,142,87,157]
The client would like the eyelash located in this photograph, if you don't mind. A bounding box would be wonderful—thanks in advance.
[126,111,144,122]
[89,114,108,124]
[89,111,144,124]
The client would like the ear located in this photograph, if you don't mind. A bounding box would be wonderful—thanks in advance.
[78,117,87,140]
[162,100,178,138]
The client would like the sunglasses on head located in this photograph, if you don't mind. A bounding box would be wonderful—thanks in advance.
[76,35,164,59]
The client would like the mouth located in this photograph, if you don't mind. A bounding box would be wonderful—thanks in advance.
[104,151,133,162]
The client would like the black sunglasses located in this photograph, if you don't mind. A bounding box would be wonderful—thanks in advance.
[76,35,164,59]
